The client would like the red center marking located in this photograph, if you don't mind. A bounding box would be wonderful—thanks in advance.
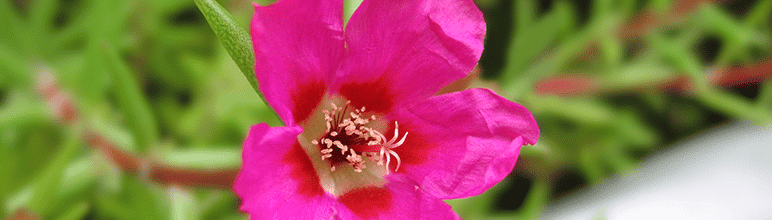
[339,187,392,219]
[282,142,325,197]
[291,80,326,123]
[339,78,395,114]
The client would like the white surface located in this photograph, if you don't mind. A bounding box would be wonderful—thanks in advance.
[545,121,772,220]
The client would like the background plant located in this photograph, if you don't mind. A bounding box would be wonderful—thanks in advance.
[0,0,770,219]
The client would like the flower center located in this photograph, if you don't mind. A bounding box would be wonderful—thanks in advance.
[310,101,407,173]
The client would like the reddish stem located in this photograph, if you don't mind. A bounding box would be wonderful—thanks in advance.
[534,75,598,96]
[712,60,772,87]
[583,0,727,60]
[619,0,728,39]
[535,59,772,96]
[37,70,238,189]
[4,209,40,220]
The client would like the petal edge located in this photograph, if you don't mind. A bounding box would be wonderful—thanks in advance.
[335,0,486,113]
[391,88,539,199]
[252,0,345,125]
[235,124,336,219]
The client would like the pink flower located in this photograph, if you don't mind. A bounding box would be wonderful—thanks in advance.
[233,0,539,219]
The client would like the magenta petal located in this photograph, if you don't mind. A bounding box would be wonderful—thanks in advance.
[335,0,486,113]
[234,123,337,219]
[391,89,539,199]
[336,175,460,220]
[252,0,345,125]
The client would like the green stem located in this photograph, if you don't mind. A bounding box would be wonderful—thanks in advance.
[194,0,282,124]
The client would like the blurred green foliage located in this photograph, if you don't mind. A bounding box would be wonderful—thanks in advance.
[0,0,770,219]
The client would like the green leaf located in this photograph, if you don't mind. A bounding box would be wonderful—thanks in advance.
[0,0,29,55]
[343,0,364,26]
[54,201,90,220]
[695,5,749,47]
[501,2,566,83]
[28,130,82,217]
[193,0,264,104]
[598,34,622,70]
[169,186,200,220]
[4,186,31,215]
[514,0,536,34]
[502,15,621,99]
[198,191,238,219]
[524,95,615,126]
[29,0,60,51]
[161,148,241,169]
[648,0,670,13]
[612,111,658,147]
[744,0,772,28]
[102,44,159,151]
[578,149,605,183]
[694,4,761,65]
[0,147,16,216]
[0,43,30,88]
[590,0,612,19]
[598,137,635,173]
[757,80,772,109]
[600,58,675,91]
[648,32,707,90]
[513,177,551,219]
[447,180,510,220]
[698,89,772,124]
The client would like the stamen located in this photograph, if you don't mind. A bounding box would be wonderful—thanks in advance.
[375,121,408,173]
[395,131,409,147]
[311,101,408,173]
[388,150,402,172]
